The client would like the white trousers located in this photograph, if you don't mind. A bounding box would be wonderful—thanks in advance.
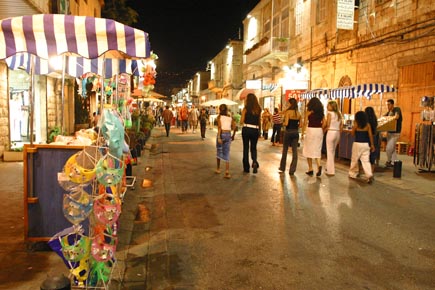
[326,130,340,175]
[386,132,400,162]
[349,142,373,178]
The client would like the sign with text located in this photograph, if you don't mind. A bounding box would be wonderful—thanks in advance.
[337,0,355,30]
[285,90,305,101]
[246,79,262,90]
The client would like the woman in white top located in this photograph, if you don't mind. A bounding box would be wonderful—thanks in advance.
[324,100,343,176]
[216,104,237,178]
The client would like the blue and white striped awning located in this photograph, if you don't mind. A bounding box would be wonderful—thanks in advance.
[0,14,151,60]
[300,88,329,99]
[330,86,356,99]
[6,53,140,78]
[355,83,395,98]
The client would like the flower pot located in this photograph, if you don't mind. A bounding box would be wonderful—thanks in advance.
[3,151,23,162]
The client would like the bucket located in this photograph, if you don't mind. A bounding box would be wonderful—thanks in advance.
[393,160,402,178]
[40,274,71,290]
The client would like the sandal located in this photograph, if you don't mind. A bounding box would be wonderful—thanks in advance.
[215,169,221,174]
[224,171,231,179]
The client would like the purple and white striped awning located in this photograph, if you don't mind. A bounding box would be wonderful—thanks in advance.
[330,86,356,99]
[0,14,150,60]
[6,53,140,78]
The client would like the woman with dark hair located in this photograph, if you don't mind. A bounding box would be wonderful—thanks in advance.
[302,97,325,176]
[215,104,237,178]
[279,98,301,175]
[349,111,375,183]
[365,106,379,173]
[240,93,262,173]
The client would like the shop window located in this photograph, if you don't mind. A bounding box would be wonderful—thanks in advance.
[295,0,303,36]
[317,0,326,24]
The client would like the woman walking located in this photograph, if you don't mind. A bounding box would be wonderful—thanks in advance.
[349,111,375,183]
[302,97,325,176]
[240,93,262,173]
[215,104,237,178]
[261,108,272,140]
[365,106,379,173]
[324,100,343,176]
[279,98,301,175]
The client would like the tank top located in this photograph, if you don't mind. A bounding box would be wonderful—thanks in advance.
[220,115,232,131]
[355,130,370,143]
[308,113,323,128]
[328,112,341,131]
[244,111,260,126]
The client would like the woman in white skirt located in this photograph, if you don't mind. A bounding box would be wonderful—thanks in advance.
[303,97,325,176]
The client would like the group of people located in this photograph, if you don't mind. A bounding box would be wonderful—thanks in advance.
[160,104,209,139]
[159,95,403,183]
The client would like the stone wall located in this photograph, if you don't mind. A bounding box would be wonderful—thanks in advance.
[0,63,8,156]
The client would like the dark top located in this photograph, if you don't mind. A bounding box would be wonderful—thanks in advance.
[244,111,260,126]
[308,113,323,128]
[286,119,300,130]
[384,107,402,133]
[355,130,370,143]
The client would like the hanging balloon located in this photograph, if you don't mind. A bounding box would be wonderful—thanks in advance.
[63,148,101,184]
[95,155,124,187]
[62,189,93,224]
[88,258,114,286]
[93,194,122,225]
[60,233,91,262]
[70,258,90,286]
[91,233,118,262]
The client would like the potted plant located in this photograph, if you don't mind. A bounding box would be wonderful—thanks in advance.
[3,142,24,161]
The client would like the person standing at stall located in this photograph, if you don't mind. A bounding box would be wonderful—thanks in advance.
[324,100,343,176]
[349,111,375,184]
[384,99,403,168]
[303,97,325,176]
[240,93,262,173]
[279,98,301,175]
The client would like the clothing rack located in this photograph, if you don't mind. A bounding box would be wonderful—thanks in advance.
[414,123,434,172]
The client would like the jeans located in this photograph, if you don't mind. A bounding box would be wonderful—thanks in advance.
[271,124,282,143]
[164,123,171,136]
[279,129,299,173]
[242,127,259,172]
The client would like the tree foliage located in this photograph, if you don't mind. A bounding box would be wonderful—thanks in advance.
[102,0,138,26]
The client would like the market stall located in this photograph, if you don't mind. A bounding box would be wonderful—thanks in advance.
[0,14,151,288]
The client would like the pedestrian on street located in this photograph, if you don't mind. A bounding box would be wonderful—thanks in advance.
[162,105,174,137]
[240,93,262,173]
[180,103,189,133]
[383,99,403,168]
[215,104,237,179]
[199,107,208,140]
[261,108,272,140]
[189,105,199,133]
[324,100,343,176]
[302,97,325,176]
[271,107,283,146]
[279,98,301,175]
[349,111,375,184]
[365,106,379,173]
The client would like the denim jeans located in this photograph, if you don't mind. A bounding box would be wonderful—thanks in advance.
[279,129,299,173]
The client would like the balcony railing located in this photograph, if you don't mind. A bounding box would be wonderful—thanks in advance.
[245,37,289,65]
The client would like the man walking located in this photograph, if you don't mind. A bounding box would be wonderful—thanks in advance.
[162,105,174,137]
[384,99,403,167]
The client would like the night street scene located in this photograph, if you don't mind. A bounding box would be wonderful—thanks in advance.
[0,1,434,290]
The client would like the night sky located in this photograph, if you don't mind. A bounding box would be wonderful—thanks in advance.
[127,0,261,96]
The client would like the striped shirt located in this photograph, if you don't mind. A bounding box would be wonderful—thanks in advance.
[272,113,282,124]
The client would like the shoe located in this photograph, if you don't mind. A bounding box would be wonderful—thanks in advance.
[278,168,284,173]
[316,166,322,177]
[253,163,258,174]
[215,169,221,174]
[385,161,393,168]
[224,171,231,179]
[289,172,295,176]
[243,170,250,173]
[367,176,374,184]
[305,170,314,176]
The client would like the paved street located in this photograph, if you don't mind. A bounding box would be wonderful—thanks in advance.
[0,126,434,289]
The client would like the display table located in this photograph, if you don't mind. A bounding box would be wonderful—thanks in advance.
[23,144,85,242]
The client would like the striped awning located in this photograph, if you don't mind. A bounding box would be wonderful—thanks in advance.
[300,88,329,99]
[330,86,356,99]
[355,83,395,98]
[0,14,150,60]
[6,52,140,78]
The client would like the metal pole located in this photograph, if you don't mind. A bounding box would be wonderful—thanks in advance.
[60,55,66,133]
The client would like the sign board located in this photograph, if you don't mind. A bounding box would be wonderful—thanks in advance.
[246,79,262,90]
[285,90,305,101]
[337,0,355,30]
